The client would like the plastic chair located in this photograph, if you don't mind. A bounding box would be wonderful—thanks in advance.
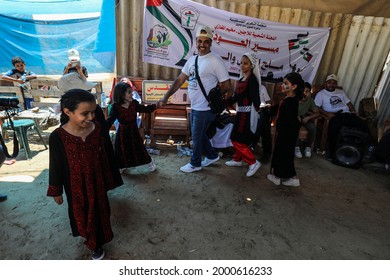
[2,119,47,159]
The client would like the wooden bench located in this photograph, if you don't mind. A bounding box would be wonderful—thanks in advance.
[28,79,103,108]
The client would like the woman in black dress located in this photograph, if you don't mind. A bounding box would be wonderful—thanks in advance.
[267,72,304,187]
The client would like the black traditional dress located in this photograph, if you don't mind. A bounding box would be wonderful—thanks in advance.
[270,96,300,178]
[229,73,260,145]
[107,100,156,168]
[61,104,123,188]
[47,123,114,250]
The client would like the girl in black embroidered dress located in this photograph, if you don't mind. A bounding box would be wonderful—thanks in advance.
[47,89,115,260]
[107,82,157,172]
[267,72,304,187]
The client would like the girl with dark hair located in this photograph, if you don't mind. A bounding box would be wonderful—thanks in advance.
[267,72,304,187]
[225,53,261,177]
[107,82,157,173]
[47,89,117,260]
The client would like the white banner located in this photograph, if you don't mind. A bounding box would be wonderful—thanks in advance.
[143,0,329,83]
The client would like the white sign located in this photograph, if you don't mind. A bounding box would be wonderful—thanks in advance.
[143,0,329,83]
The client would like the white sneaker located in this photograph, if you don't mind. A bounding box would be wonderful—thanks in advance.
[225,160,243,167]
[282,178,300,187]
[295,147,303,158]
[201,156,220,167]
[180,163,202,173]
[246,160,261,177]
[304,147,312,158]
[148,161,156,172]
[267,174,281,185]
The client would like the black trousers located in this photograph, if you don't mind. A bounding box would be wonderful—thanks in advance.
[252,108,272,157]
[0,146,6,167]
[373,131,390,164]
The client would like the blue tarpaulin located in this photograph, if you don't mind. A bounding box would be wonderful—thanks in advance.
[0,0,115,74]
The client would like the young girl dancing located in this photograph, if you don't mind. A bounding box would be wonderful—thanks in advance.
[267,72,304,187]
[225,52,261,177]
[47,89,116,260]
[107,82,157,172]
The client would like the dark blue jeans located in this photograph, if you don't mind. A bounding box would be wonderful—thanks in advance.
[190,109,218,167]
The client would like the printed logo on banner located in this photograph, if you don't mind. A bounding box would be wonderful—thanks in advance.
[180,6,199,30]
[145,24,171,57]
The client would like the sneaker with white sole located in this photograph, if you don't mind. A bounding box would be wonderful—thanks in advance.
[180,163,202,173]
[148,161,156,172]
[225,160,243,167]
[295,147,303,158]
[91,248,105,260]
[201,156,220,167]
[304,147,312,158]
[246,160,261,177]
[282,178,300,187]
[267,173,281,185]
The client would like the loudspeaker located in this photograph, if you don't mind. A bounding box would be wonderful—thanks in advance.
[333,127,368,168]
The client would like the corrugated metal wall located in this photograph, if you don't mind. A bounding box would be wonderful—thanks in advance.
[115,0,390,108]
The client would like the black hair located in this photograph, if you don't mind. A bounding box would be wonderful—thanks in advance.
[11,56,25,66]
[304,82,312,90]
[284,72,304,100]
[60,89,96,124]
[113,82,130,105]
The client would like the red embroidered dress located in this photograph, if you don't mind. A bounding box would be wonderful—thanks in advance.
[47,123,114,250]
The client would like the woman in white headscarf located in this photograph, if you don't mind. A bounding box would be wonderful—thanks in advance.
[225,52,261,177]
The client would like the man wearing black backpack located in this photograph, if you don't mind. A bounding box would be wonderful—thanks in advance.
[159,25,231,173]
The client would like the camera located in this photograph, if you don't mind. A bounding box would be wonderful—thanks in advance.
[0,97,19,109]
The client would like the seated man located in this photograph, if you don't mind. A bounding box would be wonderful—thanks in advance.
[314,74,368,160]
[295,82,320,158]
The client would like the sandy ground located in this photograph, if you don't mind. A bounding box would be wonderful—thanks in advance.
[0,127,389,260]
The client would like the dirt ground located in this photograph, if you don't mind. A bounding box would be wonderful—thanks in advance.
[0,127,389,260]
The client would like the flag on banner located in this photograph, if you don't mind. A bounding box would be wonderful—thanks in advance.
[143,0,329,83]
[289,39,300,50]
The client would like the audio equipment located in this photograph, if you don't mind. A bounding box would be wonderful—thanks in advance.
[333,127,368,168]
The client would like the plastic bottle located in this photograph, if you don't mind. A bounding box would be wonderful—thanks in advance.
[101,92,107,107]
[144,135,151,148]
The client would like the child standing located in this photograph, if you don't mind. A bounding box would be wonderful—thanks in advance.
[267,72,304,187]
[47,89,116,260]
[107,82,157,172]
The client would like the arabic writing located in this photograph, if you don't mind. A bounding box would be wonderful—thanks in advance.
[215,24,276,41]
[213,33,279,54]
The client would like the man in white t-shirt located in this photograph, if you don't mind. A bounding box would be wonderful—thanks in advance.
[315,74,368,160]
[159,25,231,173]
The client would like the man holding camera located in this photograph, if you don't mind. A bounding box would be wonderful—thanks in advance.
[158,25,231,173]
[63,49,88,80]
